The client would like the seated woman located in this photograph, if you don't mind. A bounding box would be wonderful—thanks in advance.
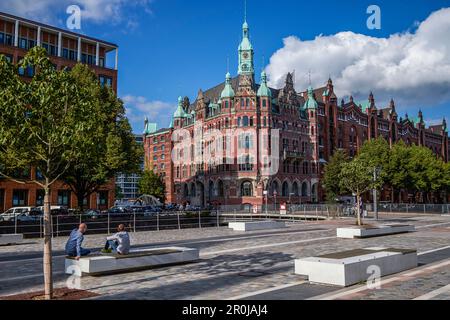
[102,224,130,255]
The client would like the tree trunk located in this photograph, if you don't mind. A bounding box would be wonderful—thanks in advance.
[356,194,362,226]
[43,183,53,300]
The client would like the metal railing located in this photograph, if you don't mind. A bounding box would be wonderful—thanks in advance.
[0,211,222,239]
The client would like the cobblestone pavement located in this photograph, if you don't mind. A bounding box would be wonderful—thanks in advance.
[0,214,449,300]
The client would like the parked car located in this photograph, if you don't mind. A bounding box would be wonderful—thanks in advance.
[36,206,69,216]
[164,203,177,211]
[84,209,102,219]
[0,207,43,222]
[108,206,132,216]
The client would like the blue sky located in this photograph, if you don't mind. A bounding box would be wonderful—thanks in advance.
[1,0,450,133]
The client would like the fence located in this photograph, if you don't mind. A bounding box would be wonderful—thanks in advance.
[0,211,221,239]
[218,203,450,216]
[2,203,449,239]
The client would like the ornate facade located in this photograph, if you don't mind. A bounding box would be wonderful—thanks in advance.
[143,18,449,207]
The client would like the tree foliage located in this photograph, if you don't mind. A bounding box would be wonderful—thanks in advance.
[138,170,166,203]
[322,149,350,202]
[0,47,101,299]
[60,64,143,209]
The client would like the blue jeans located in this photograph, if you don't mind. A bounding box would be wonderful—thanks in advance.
[66,248,91,257]
[104,240,118,252]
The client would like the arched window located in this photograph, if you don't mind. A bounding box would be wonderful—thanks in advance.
[190,184,196,197]
[271,181,279,196]
[183,184,189,197]
[243,116,249,127]
[208,181,214,199]
[217,180,224,197]
[292,182,299,196]
[237,117,241,127]
[302,182,308,197]
[241,181,253,197]
[282,182,289,197]
[262,99,267,108]
[246,98,250,108]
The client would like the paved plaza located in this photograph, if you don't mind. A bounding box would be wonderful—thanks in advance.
[1,214,450,300]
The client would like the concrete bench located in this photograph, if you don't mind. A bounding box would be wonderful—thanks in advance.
[228,221,286,231]
[337,224,415,239]
[65,247,200,277]
[0,234,23,245]
[295,247,417,287]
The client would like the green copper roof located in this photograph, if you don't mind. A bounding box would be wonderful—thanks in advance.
[357,100,371,113]
[304,86,318,110]
[220,73,235,99]
[173,96,188,118]
[257,71,272,97]
[144,122,158,135]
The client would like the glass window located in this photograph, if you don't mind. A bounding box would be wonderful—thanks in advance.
[241,181,253,197]
[36,190,45,206]
[12,190,28,207]
[0,32,4,44]
[98,191,108,206]
[63,48,69,59]
[5,34,13,46]
[57,190,70,206]
[19,38,27,49]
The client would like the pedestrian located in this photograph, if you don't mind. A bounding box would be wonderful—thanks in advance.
[65,223,90,260]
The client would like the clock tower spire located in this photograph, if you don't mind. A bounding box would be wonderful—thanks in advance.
[238,0,254,77]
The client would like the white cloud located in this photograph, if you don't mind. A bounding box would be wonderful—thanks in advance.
[266,8,450,109]
[122,95,175,133]
[0,0,152,25]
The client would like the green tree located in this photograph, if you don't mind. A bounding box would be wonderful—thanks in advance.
[0,48,98,299]
[115,185,124,201]
[60,64,143,210]
[408,145,446,203]
[138,170,166,203]
[322,149,350,202]
[386,141,412,203]
[339,158,382,226]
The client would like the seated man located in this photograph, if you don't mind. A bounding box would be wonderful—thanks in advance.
[102,224,130,255]
[65,223,90,260]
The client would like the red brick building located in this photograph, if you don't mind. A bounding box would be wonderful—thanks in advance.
[144,18,449,207]
[0,11,118,211]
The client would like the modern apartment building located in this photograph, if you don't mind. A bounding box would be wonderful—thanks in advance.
[115,135,144,200]
[0,11,119,211]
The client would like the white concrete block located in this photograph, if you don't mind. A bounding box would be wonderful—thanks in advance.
[295,247,417,287]
[0,234,23,245]
[228,221,286,231]
[65,247,199,277]
[337,224,415,239]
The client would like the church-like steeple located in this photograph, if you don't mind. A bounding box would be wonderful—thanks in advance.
[238,1,254,76]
